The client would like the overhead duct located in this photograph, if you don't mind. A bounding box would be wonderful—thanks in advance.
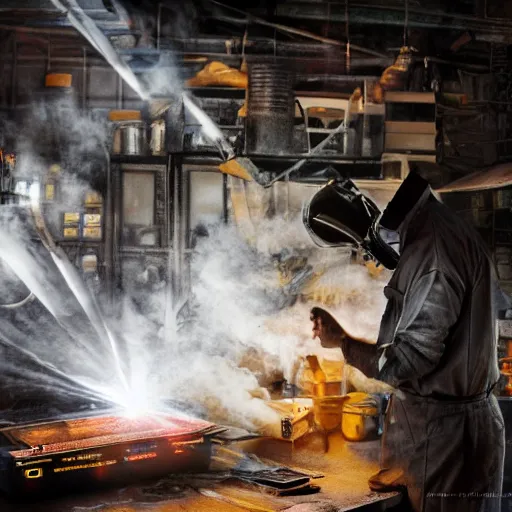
[265,3,512,37]
[245,62,295,156]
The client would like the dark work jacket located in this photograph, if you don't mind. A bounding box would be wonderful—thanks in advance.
[377,194,500,397]
[376,193,505,512]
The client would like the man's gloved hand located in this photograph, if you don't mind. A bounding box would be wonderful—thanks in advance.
[311,307,379,378]
[310,307,345,349]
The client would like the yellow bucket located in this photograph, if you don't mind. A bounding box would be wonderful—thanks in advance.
[341,392,378,442]
[313,396,348,432]
[45,73,72,88]
[108,109,142,122]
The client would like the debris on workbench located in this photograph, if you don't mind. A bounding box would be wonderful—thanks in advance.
[142,445,324,500]
[225,448,322,496]
[139,479,190,501]
[198,488,276,512]
[213,426,263,443]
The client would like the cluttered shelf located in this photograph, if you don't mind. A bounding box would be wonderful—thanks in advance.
[110,154,168,165]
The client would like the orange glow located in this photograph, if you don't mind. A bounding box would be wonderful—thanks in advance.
[125,452,157,462]
[54,460,117,473]
[174,449,184,454]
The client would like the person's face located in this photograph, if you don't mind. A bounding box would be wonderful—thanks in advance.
[310,308,343,349]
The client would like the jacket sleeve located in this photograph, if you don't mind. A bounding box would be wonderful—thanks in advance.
[378,269,464,388]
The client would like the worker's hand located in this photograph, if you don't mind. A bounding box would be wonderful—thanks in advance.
[310,307,345,349]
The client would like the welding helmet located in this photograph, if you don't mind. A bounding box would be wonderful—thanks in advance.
[303,179,399,269]
[303,179,379,248]
[303,172,430,270]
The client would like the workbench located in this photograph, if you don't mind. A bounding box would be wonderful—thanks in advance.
[0,431,402,511]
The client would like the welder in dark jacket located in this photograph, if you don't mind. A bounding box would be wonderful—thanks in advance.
[303,171,505,512]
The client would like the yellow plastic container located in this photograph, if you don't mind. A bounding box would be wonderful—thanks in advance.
[45,73,72,88]
[341,392,378,442]
[313,396,348,432]
[108,110,142,122]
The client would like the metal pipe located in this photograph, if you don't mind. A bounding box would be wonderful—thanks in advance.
[297,74,381,82]
[1,33,13,108]
[183,52,390,69]
[403,0,409,46]
[270,3,512,34]
[171,154,183,304]
[165,154,171,250]
[222,173,228,224]
[10,36,16,109]
[169,36,390,59]
[116,72,122,109]
[46,35,51,72]
[103,148,114,309]
[421,56,489,72]
[13,55,107,65]
[0,24,80,36]
[157,2,162,51]
[277,1,512,29]
[82,46,87,110]
[183,167,191,297]
[208,0,390,59]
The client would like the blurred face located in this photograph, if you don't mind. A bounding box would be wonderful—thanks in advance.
[310,307,343,349]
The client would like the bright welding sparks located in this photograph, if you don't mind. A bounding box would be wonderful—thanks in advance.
[28,182,40,204]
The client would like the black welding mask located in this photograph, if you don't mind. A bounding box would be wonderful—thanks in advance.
[303,172,430,270]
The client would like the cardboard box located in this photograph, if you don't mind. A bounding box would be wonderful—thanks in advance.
[82,226,102,240]
[63,227,79,239]
[83,214,101,226]
[63,212,81,225]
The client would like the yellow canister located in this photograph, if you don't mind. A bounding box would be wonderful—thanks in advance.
[83,226,102,239]
[63,227,79,239]
[85,191,103,206]
[313,396,348,432]
[63,212,80,225]
[341,392,378,442]
[83,214,101,226]
[45,73,72,88]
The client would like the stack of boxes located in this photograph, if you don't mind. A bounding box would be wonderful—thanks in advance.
[62,190,103,241]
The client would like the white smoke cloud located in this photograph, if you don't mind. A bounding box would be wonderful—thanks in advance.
[0,42,391,435]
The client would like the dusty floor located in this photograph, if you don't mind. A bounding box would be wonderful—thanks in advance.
[0,433,402,511]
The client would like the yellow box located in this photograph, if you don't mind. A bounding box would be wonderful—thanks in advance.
[85,191,103,205]
[63,227,79,239]
[83,226,102,239]
[83,214,101,226]
[63,212,80,224]
[45,184,55,201]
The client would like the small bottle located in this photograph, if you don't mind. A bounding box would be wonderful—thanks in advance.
[281,417,293,439]
[44,164,61,202]
[306,355,327,397]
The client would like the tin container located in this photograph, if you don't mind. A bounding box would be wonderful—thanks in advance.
[112,122,148,156]
[150,119,166,155]
[82,253,98,273]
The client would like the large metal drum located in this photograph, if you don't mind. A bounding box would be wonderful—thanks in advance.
[246,63,294,155]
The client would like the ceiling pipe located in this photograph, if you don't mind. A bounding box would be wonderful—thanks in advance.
[0,24,80,36]
[166,37,392,63]
[266,3,512,35]
[208,0,390,59]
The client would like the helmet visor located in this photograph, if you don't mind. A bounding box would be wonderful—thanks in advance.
[303,181,380,248]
